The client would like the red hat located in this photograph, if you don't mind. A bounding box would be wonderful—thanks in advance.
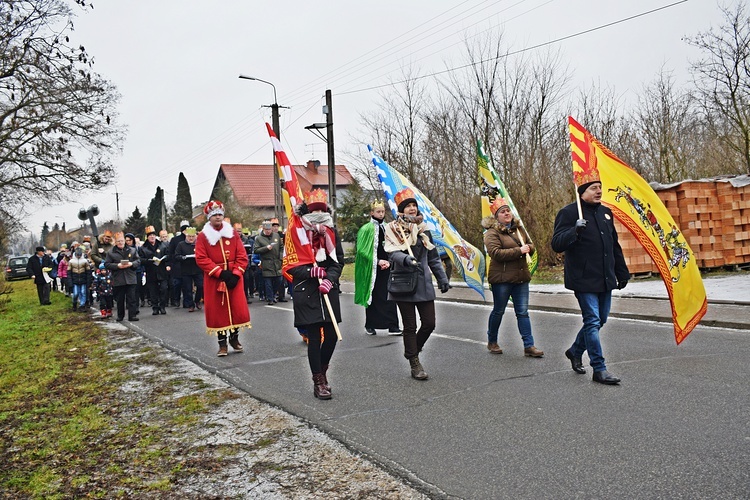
[204,200,225,218]
[394,188,417,213]
[304,189,328,212]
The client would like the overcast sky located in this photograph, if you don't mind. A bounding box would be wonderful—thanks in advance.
[26,0,733,237]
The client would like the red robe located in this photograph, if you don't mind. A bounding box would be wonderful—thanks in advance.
[195,221,250,334]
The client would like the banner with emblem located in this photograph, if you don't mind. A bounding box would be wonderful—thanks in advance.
[368,145,486,299]
[568,116,707,344]
[477,139,538,275]
[265,123,315,278]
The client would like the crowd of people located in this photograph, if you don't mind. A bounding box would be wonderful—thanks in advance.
[29,172,628,398]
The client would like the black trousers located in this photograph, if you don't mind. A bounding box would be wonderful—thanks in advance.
[36,282,51,305]
[113,285,137,320]
[306,323,338,374]
[396,300,436,359]
[147,278,168,310]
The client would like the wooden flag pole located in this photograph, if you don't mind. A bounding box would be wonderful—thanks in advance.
[516,229,533,266]
[314,265,342,341]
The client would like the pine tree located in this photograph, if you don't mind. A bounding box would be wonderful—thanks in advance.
[40,222,50,247]
[146,187,166,232]
[124,206,147,238]
[336,181,376,243]
[170,172,194,230]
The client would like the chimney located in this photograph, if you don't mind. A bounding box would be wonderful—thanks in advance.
[307,160,321,172]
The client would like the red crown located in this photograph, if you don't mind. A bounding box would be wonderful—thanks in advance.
[304,189,328,210]
[203,200,225,216]
[490,197,510,215]
[394,188,416,208]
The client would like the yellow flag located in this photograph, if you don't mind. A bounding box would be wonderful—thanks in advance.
[569,116,707,344]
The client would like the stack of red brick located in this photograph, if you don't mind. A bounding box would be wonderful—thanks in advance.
[614,176,750,274]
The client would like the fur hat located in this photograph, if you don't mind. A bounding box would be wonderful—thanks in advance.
[203,200,225,218]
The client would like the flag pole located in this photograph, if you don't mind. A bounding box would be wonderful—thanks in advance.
[316,267,343,341]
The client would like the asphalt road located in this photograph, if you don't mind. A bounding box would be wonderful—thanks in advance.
[127,292,750,499]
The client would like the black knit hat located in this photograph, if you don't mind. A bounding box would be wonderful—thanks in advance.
[577,181,601,196]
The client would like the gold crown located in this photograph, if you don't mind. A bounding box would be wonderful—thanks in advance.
[144,226,156,235]
[371,200,385,209]
[490,197,510,215]
[183,227,197,236]
[114,231,125,240]
[304,188,328,208]
[394,188,416,209]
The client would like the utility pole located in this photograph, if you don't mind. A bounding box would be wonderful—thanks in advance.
[325,89,336,225]
[271,103,283,225]
[115,189,120,222]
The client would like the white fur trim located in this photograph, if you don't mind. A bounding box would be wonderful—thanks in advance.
[201,221,234,246]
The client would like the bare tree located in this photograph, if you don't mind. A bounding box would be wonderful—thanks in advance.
[0,0,125,216]
[687,2,750,174]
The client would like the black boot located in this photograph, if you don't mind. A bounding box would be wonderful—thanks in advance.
[409,356,428,380]
[312,373,332,399]
[321,364,331,393]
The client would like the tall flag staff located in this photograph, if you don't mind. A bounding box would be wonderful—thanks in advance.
[265,123,342,340]
[568,116,707,344]
[368,145,486,299]
[477,139,538,275]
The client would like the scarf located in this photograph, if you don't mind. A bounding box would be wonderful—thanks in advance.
[300,212,338,262]
[383,214,435,253]
[201,220,234,246]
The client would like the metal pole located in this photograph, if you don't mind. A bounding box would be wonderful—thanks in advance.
[325,89,336,225]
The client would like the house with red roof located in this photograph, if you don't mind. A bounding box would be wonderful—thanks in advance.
[208,160,355,226]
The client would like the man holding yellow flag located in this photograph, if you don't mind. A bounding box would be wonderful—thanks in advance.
[552,174,630,385]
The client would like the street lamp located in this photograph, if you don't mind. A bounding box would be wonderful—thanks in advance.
[304,89,336,224]
[239,74,283,223]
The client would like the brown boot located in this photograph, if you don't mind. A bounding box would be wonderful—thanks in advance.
[217,341,228,357]
[229,332,243,352]
[312,373,332,399]
[321,364,331,393]
[409,356,428,380]
[487,342,503,354]
[524,346,544,357]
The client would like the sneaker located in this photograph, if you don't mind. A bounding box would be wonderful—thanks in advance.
[387,328,402,336]
[487,342,503,354]
[217,345,228,357]
[365,328,376,335]
[524,346,544,358]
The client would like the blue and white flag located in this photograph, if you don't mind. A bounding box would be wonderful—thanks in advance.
[368,145,486,299]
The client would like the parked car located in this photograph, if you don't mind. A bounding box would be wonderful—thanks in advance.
[5,255,31,281]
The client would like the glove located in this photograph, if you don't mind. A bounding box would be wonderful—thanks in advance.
[310,266,327,279]
[575,219,587,234]
[318,279,333,295]
[219,270,233,282]
[406,256,419,267]
[617,280,628,290]
[175,255,185,261]
[226,274,240,289]
[439,282,452,294]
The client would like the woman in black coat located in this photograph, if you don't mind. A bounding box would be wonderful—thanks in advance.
[286,190,345,400]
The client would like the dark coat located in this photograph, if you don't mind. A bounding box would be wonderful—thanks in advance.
[174,240,200,276]
[551,200,630,293]
[167,233,186,277]
[105,245,141,287]
[138,240,169,281]
[287,228,345,327]
[26,253,53,285]
[483,217,535,285]
[387,230,449,302]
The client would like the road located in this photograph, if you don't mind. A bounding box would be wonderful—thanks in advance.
[127,292,750,499]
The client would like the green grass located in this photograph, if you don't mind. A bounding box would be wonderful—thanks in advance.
[0,279,235,497]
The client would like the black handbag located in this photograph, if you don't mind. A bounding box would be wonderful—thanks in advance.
[387,265,420,295]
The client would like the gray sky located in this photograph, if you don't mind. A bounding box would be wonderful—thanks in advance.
[26,0,732,237]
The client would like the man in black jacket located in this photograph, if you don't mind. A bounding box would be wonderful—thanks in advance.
[26,246,53,305]
[551,180,630,385]
[138,226,169,315]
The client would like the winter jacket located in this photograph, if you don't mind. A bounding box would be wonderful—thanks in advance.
[173,240,200,276]
[26,254,53,285]
[68,255,91,286]
[57,258,69,279]
[105,245,141,287]
[551,200,630,293]
[483,216,535,285]
[387,230,449,302]
[287,228,345,327]
[254,231,283,277]
[138,240,169,281]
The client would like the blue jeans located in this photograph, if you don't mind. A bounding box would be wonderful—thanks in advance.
[572,291,612,372]
[264,276,282,302]
[487,282,533,347]
[72,283,87,307]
